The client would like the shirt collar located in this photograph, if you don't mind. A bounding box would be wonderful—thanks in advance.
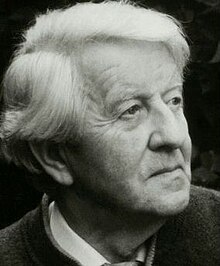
[50,201,109,266]
[49,201,146,266]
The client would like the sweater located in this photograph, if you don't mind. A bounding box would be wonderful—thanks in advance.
[0,185,220,266]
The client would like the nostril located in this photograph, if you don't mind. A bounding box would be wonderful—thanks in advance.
[148,129,182,151]
[155,145,178,153]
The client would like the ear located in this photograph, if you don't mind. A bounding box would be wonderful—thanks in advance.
[29,142,73,186]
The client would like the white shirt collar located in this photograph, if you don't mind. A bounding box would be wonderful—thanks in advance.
[49,201,146,266]
[50,201,109,266]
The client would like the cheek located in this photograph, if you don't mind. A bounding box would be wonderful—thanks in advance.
[84,125,148,183]
[104,125,148,163]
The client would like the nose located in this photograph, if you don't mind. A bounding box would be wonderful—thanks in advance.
[148,106,186,151]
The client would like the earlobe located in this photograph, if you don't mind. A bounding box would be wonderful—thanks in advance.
[29,143,73,186]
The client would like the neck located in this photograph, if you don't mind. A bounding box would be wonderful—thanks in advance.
[57,188,166,263]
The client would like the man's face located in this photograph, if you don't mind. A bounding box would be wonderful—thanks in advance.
[68,41,191,217]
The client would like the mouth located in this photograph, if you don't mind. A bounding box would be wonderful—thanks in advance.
[150,165,182,178]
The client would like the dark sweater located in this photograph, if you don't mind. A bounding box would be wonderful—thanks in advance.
[0,185,220,266]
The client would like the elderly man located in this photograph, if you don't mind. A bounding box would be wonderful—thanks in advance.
[0,1,220,265]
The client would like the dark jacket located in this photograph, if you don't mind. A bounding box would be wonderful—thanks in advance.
[0,185,220,265]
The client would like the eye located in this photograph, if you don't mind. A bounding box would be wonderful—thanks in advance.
[120,104,141,119]
[168,96,183,109]
[125,105,140,115]
[171,97,182,105]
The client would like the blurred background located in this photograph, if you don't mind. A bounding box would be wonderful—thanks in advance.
[0,0,220,228]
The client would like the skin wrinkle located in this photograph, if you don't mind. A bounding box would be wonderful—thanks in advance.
[0,0,190,174]
[80,42,190,189]
[0,2,193,261]
[82,64,124,129]
[82,42,183,131]
[96,70,122,119]
[162,86,183,100]
[139,150,187,178]
[95,65,121,94]
[53,40,192,262]
[65,41,191,212]
[96,59,181,122]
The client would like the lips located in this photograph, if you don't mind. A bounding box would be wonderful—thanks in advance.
[150,165,181,178]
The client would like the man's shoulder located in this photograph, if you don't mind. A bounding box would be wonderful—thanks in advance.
[0,207,40,265]
[179,185,220,250]
[161,185,220,250]
[189,185,220,211]
[180,185,220,227]
[156,186,220,265]
[0,217,26,264]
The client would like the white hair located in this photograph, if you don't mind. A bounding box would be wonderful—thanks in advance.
[0,0,190,174]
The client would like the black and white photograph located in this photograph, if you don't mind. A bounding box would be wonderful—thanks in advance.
[0,0,220,265]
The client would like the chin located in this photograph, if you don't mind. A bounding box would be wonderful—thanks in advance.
[155,186,191,217]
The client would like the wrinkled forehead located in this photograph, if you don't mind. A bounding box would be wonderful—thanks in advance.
[81,40,182,99]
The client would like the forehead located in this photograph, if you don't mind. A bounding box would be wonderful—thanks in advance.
[81,40,182,99]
